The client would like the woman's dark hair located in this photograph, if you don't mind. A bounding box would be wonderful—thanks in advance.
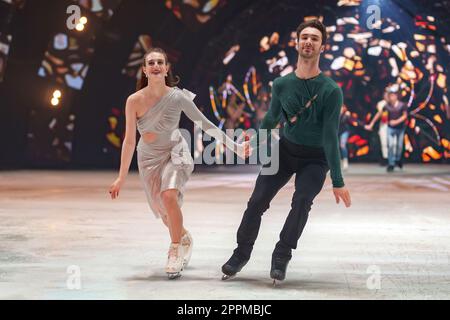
[136,47,180,91]
[296,19,327,45]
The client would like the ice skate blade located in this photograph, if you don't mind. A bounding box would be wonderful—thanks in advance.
[271,278,284,286]
[221,274,236,281]
[167,272,182,280]
[182,252,192,269]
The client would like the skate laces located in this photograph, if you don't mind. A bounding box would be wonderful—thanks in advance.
[272,256,290,267]
[181,232,192,246]
[166,243,184,274]
[168,244,180,261]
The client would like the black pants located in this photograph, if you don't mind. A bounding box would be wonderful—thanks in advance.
[235,136,329,260]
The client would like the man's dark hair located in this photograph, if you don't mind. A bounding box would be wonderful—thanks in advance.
[296,19,327,45]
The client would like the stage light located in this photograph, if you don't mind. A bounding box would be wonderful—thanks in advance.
[388,57,399,77]
[50,89,62,106]
[414,34,426,41]
[405,134,413,153]
[423,146,442,160]
[337,17,359,25]
[382,26,395,34]
[331,56,346,70]
[347,32,372,41]
[368,46,382,56]
[80,16,88,25]
[379,39,391,49]
[223,45,240,65]
[427,45,436,54]
[356,145,369,156]
[410,50,419,58]
[370,20,382,29]
[343,59,355,71]
[437,71,447,86]
[75,23,85,31]
[415,41,425,52]
[333,34,344,42]
[391,44,407,61]
[343,47,356,58]
[442,138,450,149]
[433,115,443,124]
[53,90,62,99]
[337,0,361,7]
[51,97,59,106]
[203,0,221,13]
[425,55,436,71]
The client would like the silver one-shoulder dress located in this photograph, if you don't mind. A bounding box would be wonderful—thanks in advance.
[136,87,238,219]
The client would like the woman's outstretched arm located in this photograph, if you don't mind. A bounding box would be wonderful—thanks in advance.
[109,95,138,199]
[180,89,250,158]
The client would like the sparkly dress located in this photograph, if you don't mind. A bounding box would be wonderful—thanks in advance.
[136,87,238,218]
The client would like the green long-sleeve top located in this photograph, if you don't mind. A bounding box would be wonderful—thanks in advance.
[251,72,345,188]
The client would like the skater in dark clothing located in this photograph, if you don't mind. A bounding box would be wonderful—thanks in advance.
[222,19,352,284]
[365,89,408,172]
[339,104,352,171]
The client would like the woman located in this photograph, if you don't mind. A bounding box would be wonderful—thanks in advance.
[109,48,250,279]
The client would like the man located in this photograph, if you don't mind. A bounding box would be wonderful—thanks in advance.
[365,88,408,172]
[222,19,352,283]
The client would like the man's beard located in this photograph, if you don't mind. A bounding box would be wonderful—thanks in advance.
[299,48,319,59]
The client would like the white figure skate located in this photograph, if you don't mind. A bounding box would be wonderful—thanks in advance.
[165,243,184,280]
[181,231,193,268]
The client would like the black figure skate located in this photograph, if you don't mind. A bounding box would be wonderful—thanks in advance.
[270,255,290,286]
[221,252,249,280]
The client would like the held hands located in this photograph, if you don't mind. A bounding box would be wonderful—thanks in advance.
[333,187,351,207]
[364,124,373,131]
[109,177,124,200]
[236,132,253,159]
[237,140,252,159]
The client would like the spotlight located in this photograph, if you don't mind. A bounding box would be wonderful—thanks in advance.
[75,23,85,31]
[51,97,60,106]
[79,16,88,25]
[51,89,62,107]
[53,90,62,99]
